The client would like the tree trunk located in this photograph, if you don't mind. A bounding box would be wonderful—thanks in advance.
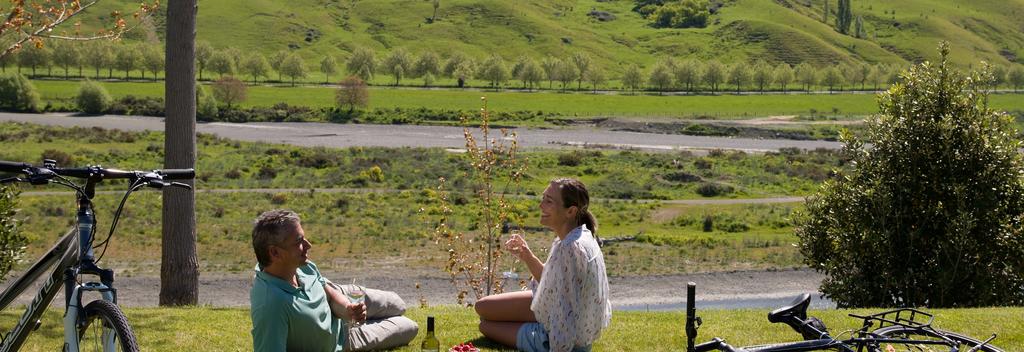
[160,0,199,306]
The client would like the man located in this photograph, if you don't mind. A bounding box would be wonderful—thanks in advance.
[250,209,419,351]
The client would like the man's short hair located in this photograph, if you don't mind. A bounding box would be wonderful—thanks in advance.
[252,209,301,268]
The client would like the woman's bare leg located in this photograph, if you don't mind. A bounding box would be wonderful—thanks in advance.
[474,290,536,322]
[478,320,526,348]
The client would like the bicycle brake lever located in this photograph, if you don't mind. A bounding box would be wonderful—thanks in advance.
[27,173,55,185]
[169,182,192,190]
[146,180,170,189]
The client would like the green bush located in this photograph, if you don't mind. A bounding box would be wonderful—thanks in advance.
[649,0,710,29]
[0,73,40,112]
[41,149,74,167]
[270,192,289,205]
[695,182,733,197]
[197,84,219,120]
[0,186,25,281]
[557,152,583,166]
[796,43,1024,308]
[594,172,654,199]
[75,80,112,114]
[107,95,164,116]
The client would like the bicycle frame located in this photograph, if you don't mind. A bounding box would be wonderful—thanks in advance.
[1,159,192,352]
[0,192,120,352]
[683,283,979,352]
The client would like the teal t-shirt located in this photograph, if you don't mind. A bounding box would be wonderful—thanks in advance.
[251,261,346,352]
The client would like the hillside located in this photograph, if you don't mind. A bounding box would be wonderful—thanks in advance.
[53,0,1024,73]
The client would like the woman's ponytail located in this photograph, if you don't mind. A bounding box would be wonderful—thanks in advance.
[581,209,599,245]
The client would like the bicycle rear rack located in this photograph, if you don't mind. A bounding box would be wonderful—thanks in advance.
[849,308,935,330]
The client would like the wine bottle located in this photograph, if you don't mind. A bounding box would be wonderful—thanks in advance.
[421,316,440,352]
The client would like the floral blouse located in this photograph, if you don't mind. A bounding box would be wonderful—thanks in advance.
[530,225,611,352]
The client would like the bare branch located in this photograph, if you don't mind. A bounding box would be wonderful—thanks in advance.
[0,0,158,59]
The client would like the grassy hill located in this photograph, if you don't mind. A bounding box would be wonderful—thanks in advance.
[68,0,1024,75]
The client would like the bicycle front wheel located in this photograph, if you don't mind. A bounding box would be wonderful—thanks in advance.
[78,299,140,352]
[872,326,1003,352]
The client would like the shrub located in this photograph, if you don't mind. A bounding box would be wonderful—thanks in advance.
[649,0,710,28]
[362,165,384,183]
[41,149,74,167]
[75,80,112,114]
[663,171,702,183]
[796,43,1024,308]
[270,192,289,205]
[594,172,654,199]
[257,166,277,180]
[212,76,247,108]
[334,197,350,211]
[0,73,40,112]
[713,217,749,233]
[557,151,583,166]
[695,182,733,197]
[107,95,164,116]
[224,169,242,179]
[197,84,218,120]
[693,158,713,170]
[336,75,369,112]
[0,186,25,281]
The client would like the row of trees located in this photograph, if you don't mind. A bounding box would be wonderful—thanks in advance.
[158,42,1024,94]
[1,40,166,80]
[7,39,1024,93]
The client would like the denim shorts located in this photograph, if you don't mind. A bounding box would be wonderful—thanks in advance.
[516,322,592,352]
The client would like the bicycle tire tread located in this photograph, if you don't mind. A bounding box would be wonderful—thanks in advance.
[80,300,139,352]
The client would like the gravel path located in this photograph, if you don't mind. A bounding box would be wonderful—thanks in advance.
[2,268,827,310]
[0,112,842,153]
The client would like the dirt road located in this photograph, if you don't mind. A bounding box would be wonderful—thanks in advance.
[1,268,827,310]
[0,112,842,153]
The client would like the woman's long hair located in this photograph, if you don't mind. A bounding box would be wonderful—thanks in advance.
[552,178,600,244]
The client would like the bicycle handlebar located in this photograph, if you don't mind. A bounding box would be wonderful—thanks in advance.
[0,160,194,181]
[157,169,196,180]
[0,160,30,173]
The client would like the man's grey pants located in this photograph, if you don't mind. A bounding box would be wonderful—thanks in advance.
[334,284,419,351]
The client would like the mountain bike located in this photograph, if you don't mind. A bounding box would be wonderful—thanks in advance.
[684,283,1002,352]
[0,159,193,352]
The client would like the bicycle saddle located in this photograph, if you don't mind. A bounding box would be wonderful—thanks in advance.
[767,293,810,323]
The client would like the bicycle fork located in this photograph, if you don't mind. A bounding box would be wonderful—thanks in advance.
[63,198,119,352]
[62,274,118,352]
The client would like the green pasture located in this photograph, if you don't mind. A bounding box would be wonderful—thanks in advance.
[0,122,838,200]
[1,123,818,276]
[30,80,1024,120]
[3,305,1021,351]
[10,188,804,277]
[63,0,1024,72]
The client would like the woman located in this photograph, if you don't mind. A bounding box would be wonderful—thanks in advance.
[475,178,611,352]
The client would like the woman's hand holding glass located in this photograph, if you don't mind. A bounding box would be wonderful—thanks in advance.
[505,232,530,259]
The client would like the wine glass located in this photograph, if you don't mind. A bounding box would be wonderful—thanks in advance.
[346,279,366,328]
[503,230,523,291]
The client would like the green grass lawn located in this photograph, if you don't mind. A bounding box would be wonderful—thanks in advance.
[2,305,1021,351]
[32,79,1024,119]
